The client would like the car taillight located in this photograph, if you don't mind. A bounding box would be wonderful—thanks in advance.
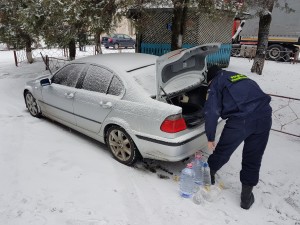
[108,38,113,43]
[160,114,187,133]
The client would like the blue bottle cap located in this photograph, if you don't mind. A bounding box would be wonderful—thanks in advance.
[203,162,208,167]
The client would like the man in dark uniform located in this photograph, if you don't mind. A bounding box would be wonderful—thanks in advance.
[204,65,272,210]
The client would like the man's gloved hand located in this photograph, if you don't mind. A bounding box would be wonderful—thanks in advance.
[208,141,216,151]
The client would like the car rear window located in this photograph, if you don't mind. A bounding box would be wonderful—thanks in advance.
[131,65,156,96]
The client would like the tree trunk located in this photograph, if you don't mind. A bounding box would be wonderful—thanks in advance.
[136,33,142,53]
[95,31,102,54]
[251,2,274,75]
[68,39,76,60]
[25,37,33,64]
[171,0,189,51]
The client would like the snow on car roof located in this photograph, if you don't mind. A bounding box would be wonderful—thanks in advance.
[75,53,157,73]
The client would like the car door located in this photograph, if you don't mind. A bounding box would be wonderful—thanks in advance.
[123,34,132,47]
[117,34,125,47]
[73,65,124,133]
[41,63,86,125]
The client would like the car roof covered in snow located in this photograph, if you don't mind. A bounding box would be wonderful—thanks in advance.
[74,53,157,73]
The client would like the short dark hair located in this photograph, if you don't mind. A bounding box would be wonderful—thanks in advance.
[207,65,221,83]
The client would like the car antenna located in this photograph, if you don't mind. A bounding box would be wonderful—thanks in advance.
[160,86,173,105]
[40,52,53,76]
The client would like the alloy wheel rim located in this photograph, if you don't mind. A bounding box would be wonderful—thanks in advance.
[109,129,131,161]
[26,94,37,115]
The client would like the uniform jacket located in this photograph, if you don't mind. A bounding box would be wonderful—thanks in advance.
[204,70,272,141]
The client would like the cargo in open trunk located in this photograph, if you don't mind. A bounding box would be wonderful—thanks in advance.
[168,85,208,128]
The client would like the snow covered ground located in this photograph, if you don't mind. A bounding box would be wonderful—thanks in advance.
[0,50,299,225]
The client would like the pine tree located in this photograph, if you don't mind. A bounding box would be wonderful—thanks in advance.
[0,0,43,63]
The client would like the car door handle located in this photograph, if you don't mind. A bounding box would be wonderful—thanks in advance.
[64,92,74,99]
[99,101,112,109]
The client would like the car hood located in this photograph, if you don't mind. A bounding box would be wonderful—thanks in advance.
[155,43,220,101]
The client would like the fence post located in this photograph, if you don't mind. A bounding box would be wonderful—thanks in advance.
[45,55,49,70]
[13,50,18,67]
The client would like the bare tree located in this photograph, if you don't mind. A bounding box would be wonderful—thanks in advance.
[171,0,189,50]
[248,0,275,75]
[243,0,294,75]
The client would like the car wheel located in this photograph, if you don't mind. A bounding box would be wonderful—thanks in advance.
[267,44,284,61]
[106,126,140,165]
[105,46,109,49]
[114,43,119,49]
[25,91,42,118]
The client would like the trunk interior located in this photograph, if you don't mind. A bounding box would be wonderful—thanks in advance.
[169,85,208,128]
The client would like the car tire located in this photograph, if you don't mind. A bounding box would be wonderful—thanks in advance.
[25,91,42,118]
[267,44,284,61]
[106,125,140,165]
[114,43,119,49]
[105,46,109,49]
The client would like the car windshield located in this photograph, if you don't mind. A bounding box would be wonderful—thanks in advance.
[130,65,156,97]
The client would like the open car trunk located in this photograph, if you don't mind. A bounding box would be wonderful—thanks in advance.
[168,85,208,128]
[154,43,220,127]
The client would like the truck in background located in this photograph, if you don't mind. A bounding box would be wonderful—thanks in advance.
[232,0,300,61]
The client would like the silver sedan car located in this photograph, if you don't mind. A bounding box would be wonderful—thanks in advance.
[24,43,225,165]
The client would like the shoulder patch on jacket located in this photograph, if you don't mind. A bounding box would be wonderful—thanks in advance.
[228,74,249,83]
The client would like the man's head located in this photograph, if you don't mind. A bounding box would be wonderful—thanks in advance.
[207,65,221,83]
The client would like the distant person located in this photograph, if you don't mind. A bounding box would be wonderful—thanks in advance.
[204,65,272,210]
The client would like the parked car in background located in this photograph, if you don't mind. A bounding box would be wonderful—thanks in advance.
[104,34,136,49]
[101,36,109,45]
[23,43,225,166]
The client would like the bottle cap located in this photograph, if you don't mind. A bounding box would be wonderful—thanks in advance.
[203,162,208,168]
[187,163,193,169]
[195,154,202,159]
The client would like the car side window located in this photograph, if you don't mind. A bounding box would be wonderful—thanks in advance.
[117,34,124,39]
[52,64,85,87]
[108,76,124,96]
[124,35,131,39]
[82,65,113,93]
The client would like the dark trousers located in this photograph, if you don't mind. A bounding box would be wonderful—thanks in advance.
[208,116,272,186]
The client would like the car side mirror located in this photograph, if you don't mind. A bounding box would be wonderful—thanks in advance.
[40,78,51,86]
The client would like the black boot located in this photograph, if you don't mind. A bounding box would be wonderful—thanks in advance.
[240,184,255,210]
[210,170,217,185]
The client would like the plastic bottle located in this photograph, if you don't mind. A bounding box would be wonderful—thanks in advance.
[203,162,211,187]
[199,185,223,202]
[193,188,204,205]
[193,153,203,185]
[179,163,195,198]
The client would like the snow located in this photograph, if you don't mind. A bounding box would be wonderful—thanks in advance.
[0,50,300,225]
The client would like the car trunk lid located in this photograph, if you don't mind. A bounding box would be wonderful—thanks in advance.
[155,43,220,101]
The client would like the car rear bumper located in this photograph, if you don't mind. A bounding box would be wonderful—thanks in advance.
[133,119,225,161]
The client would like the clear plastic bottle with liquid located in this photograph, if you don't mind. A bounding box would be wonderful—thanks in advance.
[203,162,211,187]
[193,153,204,185]
[179,163,195,198]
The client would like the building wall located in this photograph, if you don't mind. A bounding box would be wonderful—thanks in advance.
[103,17,135,37]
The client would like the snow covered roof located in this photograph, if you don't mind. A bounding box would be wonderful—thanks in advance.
[74,53,157,73]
